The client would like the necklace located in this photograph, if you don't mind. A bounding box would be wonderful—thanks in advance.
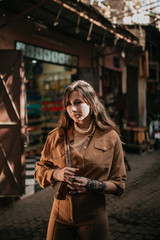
[74,120,95,135]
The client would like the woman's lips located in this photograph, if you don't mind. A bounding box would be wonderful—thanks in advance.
[73,113,80,118]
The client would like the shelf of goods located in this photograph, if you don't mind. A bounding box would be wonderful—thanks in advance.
[41,77,70,144]
[24,74,71,195]
[25,76,71,157]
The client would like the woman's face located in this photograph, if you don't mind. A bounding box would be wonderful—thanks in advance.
[66,91,91,124]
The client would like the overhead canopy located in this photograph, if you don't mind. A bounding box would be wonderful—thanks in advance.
[0,0,141,52]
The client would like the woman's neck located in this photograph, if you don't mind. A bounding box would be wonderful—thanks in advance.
[76,115,92,129]
[74,118,95,135]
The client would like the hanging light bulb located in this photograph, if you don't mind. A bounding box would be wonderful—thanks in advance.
[113,36,119,48]
[75,15,81,34]
[53,6,63,26]
[87,21,93,41]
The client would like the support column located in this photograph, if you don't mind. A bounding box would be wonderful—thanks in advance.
[122,63,127,94]
[138,76,147,126]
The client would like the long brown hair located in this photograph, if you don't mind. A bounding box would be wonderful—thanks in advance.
[58,80,120,135]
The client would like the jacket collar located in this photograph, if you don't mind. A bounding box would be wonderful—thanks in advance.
[58,122,97,142]
[58,124,74,143]
[66,124,74,143]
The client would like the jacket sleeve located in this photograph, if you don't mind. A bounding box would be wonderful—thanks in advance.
[34,136,58,189]
[108,134,127,196]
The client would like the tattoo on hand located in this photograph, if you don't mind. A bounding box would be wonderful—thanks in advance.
[85,179,106,193]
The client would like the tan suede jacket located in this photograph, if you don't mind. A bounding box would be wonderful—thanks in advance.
[34,125,126,195]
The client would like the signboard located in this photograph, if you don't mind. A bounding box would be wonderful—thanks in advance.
[15,41,78,67]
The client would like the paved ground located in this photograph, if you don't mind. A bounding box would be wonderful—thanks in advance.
[0,150,160,240]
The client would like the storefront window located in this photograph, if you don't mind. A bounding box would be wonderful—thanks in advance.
[24,59,77,157]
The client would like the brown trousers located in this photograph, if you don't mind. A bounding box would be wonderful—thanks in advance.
[47,193,109,240]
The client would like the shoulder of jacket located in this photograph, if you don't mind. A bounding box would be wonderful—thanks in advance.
[107,129,120,139]
[48,127,58,135]
[96,128,120,139]
[48,127,64,137]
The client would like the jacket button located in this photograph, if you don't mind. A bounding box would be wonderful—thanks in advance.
[83,146,87,149]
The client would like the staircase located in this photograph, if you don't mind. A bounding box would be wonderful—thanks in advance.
[24,157,41,197]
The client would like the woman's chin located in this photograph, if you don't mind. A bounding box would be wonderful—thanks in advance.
[74,119,81,123]
[74,118,83,124]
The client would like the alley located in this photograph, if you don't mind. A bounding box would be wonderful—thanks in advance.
[0,150,160,240]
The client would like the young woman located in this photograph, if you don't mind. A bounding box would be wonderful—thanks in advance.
[34,80,126,240]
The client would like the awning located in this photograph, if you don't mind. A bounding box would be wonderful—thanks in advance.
[0,0,141,51]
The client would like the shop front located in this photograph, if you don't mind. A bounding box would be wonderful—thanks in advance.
[15,41,78,158]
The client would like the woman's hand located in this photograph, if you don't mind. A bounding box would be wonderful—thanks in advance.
[53,167,79,182]
[66,176,108,195]
[66,176,88,194]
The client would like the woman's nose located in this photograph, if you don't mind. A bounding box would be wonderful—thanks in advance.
[71,105,77,111]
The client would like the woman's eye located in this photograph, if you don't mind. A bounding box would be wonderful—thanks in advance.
[67,102,71,106]
[75,101,81,105]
